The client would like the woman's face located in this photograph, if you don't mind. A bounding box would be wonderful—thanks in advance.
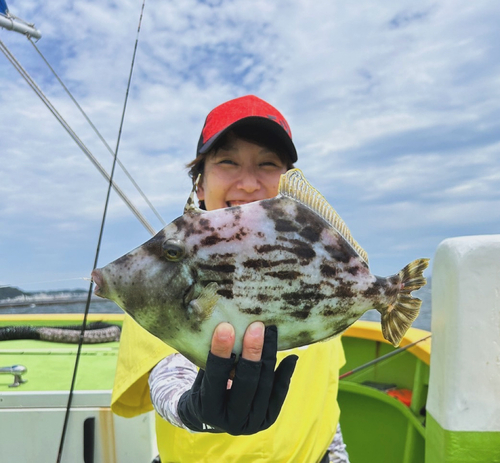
[197,132,288,211]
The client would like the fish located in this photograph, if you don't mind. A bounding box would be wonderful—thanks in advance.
[91,169,429,368]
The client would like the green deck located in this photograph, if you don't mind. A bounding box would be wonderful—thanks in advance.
[338,332,430,463]
[0,316,121,391]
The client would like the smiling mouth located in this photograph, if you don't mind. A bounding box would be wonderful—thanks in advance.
[226,200,251,207]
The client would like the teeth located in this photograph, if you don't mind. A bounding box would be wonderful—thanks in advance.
[228,201,249,207]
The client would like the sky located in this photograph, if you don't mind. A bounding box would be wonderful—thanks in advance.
[1,0,499,294]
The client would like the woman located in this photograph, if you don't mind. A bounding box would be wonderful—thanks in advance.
[112,95,349,462]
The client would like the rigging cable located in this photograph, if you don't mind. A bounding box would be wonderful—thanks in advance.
[0,38,156,236]
[55,0,148,460]
[28,37,166,227]
[339,334,432,380]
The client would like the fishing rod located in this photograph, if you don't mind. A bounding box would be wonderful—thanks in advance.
[339,334,432,380]
[56,1,148,461]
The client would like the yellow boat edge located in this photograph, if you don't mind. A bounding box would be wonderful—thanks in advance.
[0,314,430,365]
[343,320,431,365]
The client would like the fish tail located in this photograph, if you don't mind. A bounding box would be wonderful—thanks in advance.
[380,258,430,347]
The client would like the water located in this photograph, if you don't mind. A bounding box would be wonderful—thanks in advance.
[0,300,123,315]
[0,280,433,331]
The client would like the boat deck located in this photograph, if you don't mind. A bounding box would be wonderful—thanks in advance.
[0,314,432,463]
[0,314,124,392]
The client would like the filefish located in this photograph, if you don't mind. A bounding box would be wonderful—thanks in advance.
[91,169,429,368]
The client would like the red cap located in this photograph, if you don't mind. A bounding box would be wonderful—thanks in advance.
[197,95,297,162]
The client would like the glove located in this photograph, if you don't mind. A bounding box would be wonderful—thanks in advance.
[177,325,298,435]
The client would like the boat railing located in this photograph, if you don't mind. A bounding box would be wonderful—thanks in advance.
[0,364,28,388]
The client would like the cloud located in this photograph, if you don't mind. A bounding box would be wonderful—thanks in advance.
[1,0,499,289]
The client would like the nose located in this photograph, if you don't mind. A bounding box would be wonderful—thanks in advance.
[237,167,261,193]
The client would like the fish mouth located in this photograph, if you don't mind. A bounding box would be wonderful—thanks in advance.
[91,269,107,298]
[182,282,196,308]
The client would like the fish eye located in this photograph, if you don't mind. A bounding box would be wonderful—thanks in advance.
[162,239,185,261]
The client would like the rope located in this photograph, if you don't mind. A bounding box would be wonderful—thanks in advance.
[28,37,166,227]
[0,322,121,343]
[0,38,156,236]
[56,1,147,460]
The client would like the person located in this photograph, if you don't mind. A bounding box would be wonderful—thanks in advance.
[111,95,350,463]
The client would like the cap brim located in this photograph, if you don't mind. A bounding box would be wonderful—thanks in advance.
[198,116,297,163]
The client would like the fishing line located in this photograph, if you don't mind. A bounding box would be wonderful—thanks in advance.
[28,37,166,227]
[0,38,156,235]
[56,1,148,460]
[339,334,432,380]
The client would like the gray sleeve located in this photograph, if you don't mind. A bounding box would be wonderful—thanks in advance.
[150,355,352,455]
[148,353,198,431]
[328,423,350,463]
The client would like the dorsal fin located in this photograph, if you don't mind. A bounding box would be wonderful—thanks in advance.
[184,174,203,214]
[279,169,369,265]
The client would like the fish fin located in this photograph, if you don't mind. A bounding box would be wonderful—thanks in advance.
[188,282,220,321]
[184,174,204,214]
[379,258,430,347]
[279,168,369,265]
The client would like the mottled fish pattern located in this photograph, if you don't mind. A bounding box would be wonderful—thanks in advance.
[93,169,429,368]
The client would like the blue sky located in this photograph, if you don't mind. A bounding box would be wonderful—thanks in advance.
[1,0,499,293]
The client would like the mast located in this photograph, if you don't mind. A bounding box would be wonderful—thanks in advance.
[0,0,42,39]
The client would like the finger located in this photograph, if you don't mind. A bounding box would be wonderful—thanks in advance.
[226,358,262,432]
[246,325,278,429]
[225,324,268,432]
[264,355,298,428]
[210,322,235,359]
[241,321,265,362]
[200,351,236,427]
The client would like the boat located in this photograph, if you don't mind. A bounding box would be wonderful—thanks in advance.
[0,312,158,462]
[3,232,499,463]
[0,0,41,39]
[0,311,427,462]
[339,234,500,463]
[339,321,430,463]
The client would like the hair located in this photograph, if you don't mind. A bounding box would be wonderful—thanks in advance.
[186,124,295,185]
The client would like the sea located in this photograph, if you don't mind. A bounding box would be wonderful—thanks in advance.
[0,280,433,331]
[0,299,122,315]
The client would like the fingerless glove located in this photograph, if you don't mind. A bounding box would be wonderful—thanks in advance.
[177,325,298,435]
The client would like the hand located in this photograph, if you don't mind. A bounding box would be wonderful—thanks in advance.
[210,321,267,389]
[177,322,298,435]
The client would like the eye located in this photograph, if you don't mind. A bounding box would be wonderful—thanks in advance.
[217,158,237,166]
[260,161,279,167]
[162,239,185,261]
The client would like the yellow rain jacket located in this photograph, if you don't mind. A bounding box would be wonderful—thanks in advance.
[112,315,345,463]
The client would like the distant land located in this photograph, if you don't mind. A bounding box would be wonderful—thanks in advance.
[1,278,432,331]
[0,286,99,308]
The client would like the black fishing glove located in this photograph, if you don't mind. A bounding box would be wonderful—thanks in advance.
[177,325,298,436]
